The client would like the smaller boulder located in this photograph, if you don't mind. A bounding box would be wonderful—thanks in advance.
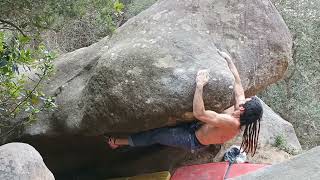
[258,98,301,153]
[0,143,54,180]
[231,146,320,180]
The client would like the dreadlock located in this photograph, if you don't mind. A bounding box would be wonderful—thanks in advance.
[239,96,263,156]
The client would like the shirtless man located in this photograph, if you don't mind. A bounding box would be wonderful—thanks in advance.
[107,50,263,155]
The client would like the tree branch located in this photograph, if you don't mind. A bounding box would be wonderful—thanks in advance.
[0,27,16,31]
[9,68,47,116]
[0,19,27,37]
[0,67,48,140]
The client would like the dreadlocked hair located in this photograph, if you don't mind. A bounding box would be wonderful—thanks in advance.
[239,96,263,156]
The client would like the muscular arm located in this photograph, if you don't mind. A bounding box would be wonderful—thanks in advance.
[218,50,245,109]
[193,85,219,125]
[193,71,236,127]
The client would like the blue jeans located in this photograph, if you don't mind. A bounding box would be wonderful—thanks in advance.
[128,122,207,151]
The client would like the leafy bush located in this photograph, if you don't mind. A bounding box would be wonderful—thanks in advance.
[125,0,157,19]
[273,135,300,155]
[274,135,287,150]
[0,32,56,140]
[0,0,125,53]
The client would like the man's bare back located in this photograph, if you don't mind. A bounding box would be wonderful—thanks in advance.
[196,123,239,145]
[195,107,241,145]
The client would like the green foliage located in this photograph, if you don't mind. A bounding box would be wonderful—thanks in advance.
[0,33,3,53]
[260,0,320,150]
[114,0,125,14]
[273,135,299,155]
[0,0,159,53]
[92,0,125,34]
[125,0,157,19]
[0,0,126,52]
[274,135,287,150]
[0,32,56,138]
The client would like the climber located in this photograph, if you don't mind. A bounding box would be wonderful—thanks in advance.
[107,50,263,155]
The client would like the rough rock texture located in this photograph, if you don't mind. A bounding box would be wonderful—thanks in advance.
[0,143,54,180]
[231,146,320,180]
[246,145,292,164]
[258,98,301,152]
[25,0,292,136]
[16,0,292,179]
[213,97,301,163]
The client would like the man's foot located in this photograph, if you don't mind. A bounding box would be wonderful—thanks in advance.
[106,136,120,149]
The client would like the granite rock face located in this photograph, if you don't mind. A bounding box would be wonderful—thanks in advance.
[231,146,320,180]
[0,143,54,180]
[26,0,292,136]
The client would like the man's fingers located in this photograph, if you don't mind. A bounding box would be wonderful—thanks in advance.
[217,49,230,59]
[205,74,209,81]
[200,70,209,76]
[197,70,204,76]
[198,69,208,73]
[196,70,209,81]
[218,51,232,60]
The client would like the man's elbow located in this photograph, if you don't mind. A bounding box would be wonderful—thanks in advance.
[193,110,205,119]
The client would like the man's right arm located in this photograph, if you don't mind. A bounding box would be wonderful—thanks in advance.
[193,70,238,128]
[218,50,245,109]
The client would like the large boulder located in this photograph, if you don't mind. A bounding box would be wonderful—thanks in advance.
[25,0,292,136]
[0,143,54,180]
[231,146,320,180]
[15,0,292,179]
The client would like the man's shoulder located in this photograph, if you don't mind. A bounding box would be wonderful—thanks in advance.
[216,113,240,128]
[222,106,235,114]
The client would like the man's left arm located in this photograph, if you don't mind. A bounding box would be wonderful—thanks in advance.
[218,50,245,109]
